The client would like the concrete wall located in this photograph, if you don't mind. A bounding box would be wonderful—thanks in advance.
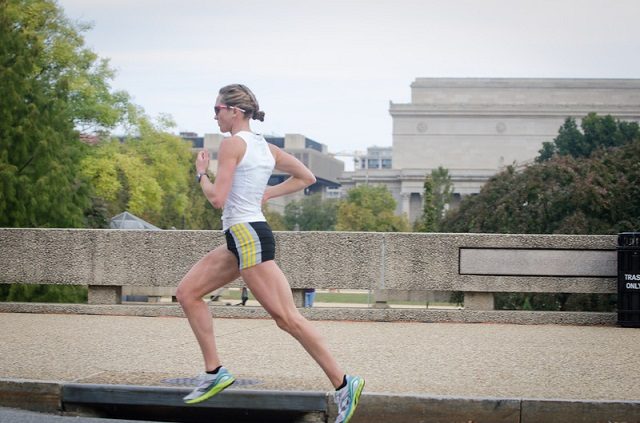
[0,229,617,314]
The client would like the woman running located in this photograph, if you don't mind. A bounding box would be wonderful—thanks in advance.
[176,84,364,423]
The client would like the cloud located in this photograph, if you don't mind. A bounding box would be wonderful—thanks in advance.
[58,0,640,151]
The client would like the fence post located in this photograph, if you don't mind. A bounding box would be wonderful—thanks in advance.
[464,292,494,310]
[88,286,122,305]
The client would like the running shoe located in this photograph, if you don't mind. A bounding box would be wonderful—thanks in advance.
[183,367,236,404]
[334,375,365,423]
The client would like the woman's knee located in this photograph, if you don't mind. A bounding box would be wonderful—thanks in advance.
[273,311,305,335]
[175,281,197,306]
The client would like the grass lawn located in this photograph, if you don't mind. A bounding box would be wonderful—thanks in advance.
[217,288,456,308]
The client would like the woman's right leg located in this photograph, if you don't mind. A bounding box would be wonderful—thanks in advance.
[175,244,239,371]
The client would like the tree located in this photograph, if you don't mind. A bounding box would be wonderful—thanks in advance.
[336,185,409,232]
[284,193,338,231]
[536,113,639,162]
[414,176,436,232]
[263,204,286,231]
[0,0,130,228]
[416,167,453,232]
[1,0,87,227]
[431,167,454,218]
[441,139,640,235]
[81,113,196,229]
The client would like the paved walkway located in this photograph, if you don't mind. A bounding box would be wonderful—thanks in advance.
[1,312,639,402]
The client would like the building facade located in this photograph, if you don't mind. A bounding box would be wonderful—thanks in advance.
[340,78,640,223]
[354,146,393,170]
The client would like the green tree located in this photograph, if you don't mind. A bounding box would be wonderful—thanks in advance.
[416,167,453,232]
[0,0,130,228]
[414,176,437,232]
[1,0,86,227]
[536,114,639,162]
[336,185,409,232]
[263,204,286,231]
[431,167,453,217]
[442,139,640,235]
[81,113,195,229]
[284,193,338,231]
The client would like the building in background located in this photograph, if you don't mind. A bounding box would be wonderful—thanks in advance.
[340,78,640,223]
[354,146,392,170]
[180,131,204,149]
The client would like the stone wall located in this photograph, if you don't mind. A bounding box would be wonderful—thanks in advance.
[0,229,617,318]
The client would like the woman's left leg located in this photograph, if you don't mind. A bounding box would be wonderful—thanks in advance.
[241,261,345,389]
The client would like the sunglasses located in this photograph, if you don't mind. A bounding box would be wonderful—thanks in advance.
[214,105,246,116]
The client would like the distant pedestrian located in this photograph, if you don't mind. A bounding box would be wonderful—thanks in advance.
[240,286,249,306]
[175,84,364,423]
[304,288,316,307]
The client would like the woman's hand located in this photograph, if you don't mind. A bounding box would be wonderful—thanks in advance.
[196,150,210,174]
[262,188,272,205]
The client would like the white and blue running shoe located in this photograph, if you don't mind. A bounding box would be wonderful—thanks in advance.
[183,367,236,404]
[334,375,365,423]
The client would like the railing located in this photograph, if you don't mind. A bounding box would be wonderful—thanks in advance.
[0,229,617,325]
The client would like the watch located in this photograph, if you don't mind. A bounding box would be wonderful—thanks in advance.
[196,172,208,183]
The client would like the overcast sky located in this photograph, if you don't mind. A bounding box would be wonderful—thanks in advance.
[58,0,640,159]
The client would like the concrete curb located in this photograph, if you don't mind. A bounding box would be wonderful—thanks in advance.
[0,302,617,326]
[0,378,62,413]
[1,378,639,423]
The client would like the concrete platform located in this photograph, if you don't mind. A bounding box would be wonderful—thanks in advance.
[1,312,639,422]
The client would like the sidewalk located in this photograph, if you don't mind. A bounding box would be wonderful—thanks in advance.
[1,312,639,402]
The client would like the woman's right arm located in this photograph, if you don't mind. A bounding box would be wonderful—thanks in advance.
[198,137,245,208]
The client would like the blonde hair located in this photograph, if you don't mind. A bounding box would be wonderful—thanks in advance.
[218,84,265,122]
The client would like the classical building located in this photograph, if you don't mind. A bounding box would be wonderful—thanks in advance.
[200,133,344,214]
[340,78,640,223]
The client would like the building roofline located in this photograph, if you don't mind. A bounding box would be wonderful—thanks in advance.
[411,77,640,89]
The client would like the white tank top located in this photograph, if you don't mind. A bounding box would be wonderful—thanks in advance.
[221,131,275,231]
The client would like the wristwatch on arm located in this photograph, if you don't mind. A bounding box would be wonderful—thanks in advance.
[196,172,209,183]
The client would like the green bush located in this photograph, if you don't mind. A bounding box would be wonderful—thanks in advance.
[0,284,87,303]
[494,292,616,312]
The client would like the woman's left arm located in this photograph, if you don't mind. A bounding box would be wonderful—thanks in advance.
[263,144,316,202]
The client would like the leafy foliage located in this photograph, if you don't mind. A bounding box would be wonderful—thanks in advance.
[262,204,286,231]
[1,0,86,227]
[495,292,616,312]
[81,114,208,229]
[415,167,453,232]
[442,139,640,235]
[0,0,130,228]
[284,193,338,231]
[336,185,409,232]
[0,284,87,303]
[536,113,639,162]
[414,176,436,232]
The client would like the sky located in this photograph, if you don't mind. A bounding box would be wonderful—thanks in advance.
[58,0,640,162]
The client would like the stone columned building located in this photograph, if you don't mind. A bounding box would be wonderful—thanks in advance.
[340,78,640,223]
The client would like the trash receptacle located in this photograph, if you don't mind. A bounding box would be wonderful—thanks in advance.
[618,232,640,327]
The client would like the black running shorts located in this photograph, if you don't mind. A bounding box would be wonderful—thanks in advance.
[224,221,275,270]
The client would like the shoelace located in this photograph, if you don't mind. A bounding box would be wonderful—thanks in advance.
[335,388,350,409]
